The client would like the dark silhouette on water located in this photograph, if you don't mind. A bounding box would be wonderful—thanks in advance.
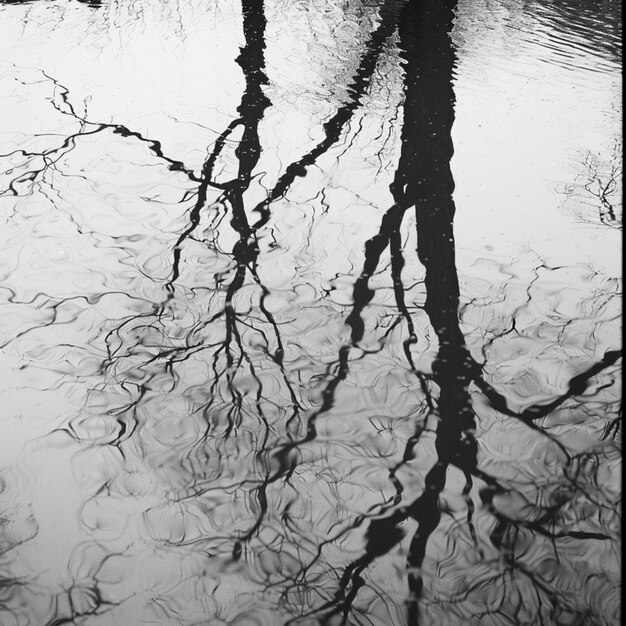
[0,0,620,624]
[294,1,475,622]
[279,1,620,623]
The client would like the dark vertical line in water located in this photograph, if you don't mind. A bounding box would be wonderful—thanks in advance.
[302,1,477,623]
[231,0,270,210]
[221,0,272,460]
[168,0,271,289]
[223,0,271,363]
[393,2,479,622]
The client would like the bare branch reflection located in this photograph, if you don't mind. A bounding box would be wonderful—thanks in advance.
[0,0,621,624]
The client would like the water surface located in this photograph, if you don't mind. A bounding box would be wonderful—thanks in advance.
[0,0,621,624]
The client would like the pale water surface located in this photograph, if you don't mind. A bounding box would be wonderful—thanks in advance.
[0,0,622,624]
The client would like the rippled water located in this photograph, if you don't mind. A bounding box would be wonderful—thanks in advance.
[0,0,622,624]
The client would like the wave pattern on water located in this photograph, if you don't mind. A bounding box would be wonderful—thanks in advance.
[0,0,621,624]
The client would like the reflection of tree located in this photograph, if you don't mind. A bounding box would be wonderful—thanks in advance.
[272,2,619,623]
[562,139,622,229]
[264,0,620,622]
[0,0,621,624]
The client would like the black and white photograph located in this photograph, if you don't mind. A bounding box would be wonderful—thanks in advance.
[0,0,621,624]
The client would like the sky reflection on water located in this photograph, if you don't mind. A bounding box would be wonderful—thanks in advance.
[0,0,621,624]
